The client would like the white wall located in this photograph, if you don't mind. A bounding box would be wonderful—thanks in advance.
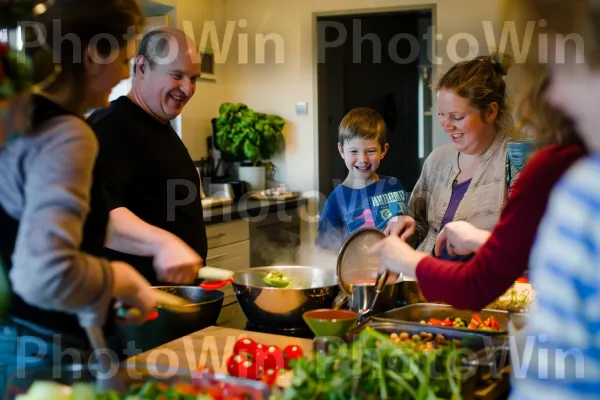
[171,0,230,160]
[220,0,505,195]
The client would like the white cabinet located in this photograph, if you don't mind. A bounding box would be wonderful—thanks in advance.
[205,219,250,305]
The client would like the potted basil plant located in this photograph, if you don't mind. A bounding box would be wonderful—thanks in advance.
[214,102,285,191]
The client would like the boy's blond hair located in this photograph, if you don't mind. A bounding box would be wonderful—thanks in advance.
[338,107,387,149]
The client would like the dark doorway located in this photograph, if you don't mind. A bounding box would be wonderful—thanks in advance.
[317,9,433,199]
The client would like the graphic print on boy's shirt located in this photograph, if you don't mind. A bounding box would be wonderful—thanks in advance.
[342,188,407,233]
[316,176,408,252]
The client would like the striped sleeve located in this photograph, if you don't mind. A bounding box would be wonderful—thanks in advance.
[510,155,600,400]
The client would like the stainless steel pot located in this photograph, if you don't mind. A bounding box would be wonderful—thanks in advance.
[224,266,339,330]
[347,279,426,316]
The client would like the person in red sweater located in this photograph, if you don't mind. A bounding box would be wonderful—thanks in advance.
[371,72,587,310]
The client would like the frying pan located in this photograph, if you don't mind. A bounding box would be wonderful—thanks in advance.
[114,286,224,354]
[199,266,339,330]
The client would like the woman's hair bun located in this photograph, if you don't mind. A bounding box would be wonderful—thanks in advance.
[489,52,513,76]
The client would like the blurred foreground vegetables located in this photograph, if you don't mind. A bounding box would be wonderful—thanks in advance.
[14,380,255,400]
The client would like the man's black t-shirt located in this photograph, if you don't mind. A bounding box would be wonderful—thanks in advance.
[87,96,207,285]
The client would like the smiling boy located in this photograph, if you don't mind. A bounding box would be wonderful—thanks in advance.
[316,107,408,251]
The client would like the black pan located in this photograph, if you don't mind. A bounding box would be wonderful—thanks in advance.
[114,286,224,355]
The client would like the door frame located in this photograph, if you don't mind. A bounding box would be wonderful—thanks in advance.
[311,4,437,209]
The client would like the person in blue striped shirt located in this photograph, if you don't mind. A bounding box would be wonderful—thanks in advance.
[504,0,600,398]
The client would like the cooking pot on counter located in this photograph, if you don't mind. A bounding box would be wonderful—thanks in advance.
[344,273,426,316]
[115,286,224,354]
[201,266,339,331]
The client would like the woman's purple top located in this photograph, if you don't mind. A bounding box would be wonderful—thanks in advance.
[437,178,472,260]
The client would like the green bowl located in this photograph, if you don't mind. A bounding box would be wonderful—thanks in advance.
[303,309,360,337]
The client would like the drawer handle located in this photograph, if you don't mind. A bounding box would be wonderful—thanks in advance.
[207,253,227,261]
[207,233,226,240]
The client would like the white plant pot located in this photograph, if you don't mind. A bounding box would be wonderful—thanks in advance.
[239,165,266,192]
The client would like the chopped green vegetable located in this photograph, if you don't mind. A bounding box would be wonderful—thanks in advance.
[263,271,290,288]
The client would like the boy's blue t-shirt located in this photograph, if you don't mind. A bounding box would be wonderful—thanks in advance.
[316,175,408,251]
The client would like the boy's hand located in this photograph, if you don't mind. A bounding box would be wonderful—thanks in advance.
[384,216,416,240]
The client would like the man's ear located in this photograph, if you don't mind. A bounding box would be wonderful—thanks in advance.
[380,143,390,159]
[134,55,147,75]
[338,142,344,158]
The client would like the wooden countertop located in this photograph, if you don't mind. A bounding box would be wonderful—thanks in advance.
[124,326,314,375]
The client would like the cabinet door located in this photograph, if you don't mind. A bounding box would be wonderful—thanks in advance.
[206,240,250,305]
[206,219,250,249]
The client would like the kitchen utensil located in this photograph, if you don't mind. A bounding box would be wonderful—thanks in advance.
[303,309,359,337]
[115,286,224,354]
[345,279,426,316]
[84,326,127,394]
[199,266,339,330]
[198,266,235,282]
[372,303,510,336]
[336,228,399,318]
[116,287,202,319]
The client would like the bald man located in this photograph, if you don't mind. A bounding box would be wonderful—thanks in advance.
[87,27,206,286]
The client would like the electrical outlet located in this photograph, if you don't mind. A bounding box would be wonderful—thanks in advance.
[296,102,308,116]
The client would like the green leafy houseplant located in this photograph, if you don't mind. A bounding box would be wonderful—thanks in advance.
[215,102,285,165]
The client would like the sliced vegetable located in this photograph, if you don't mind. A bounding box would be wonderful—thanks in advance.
[262,271,290,288]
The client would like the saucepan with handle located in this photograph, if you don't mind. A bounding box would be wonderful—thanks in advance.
[114,285,224,354]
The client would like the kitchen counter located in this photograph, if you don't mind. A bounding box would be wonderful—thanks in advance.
[202,196,307,225]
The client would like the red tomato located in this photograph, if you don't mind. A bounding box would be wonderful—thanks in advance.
[428,318,443,326]
[260,345,284,371]
[283,345,303,369]
[234,338,258,355]
[441,318,453,327]
[261,368,278,386]
[226,353,260,379]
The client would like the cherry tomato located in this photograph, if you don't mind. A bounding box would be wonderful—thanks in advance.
[234,337,267,363]
[283,345,303,369]
[260,345,284,371]
[234,338,257,354]
[226,353,259,379]
[261,368,278,386]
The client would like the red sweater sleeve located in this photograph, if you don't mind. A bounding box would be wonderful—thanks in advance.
[415,144,585,310]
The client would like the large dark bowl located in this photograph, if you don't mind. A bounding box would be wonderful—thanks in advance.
[115,286,224,355]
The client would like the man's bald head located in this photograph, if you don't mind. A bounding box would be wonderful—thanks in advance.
[134,27,200,74]
[130,27,202,121]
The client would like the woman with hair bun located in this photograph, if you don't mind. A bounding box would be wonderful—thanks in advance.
[369,67,587,311]
[385,52,515,260]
